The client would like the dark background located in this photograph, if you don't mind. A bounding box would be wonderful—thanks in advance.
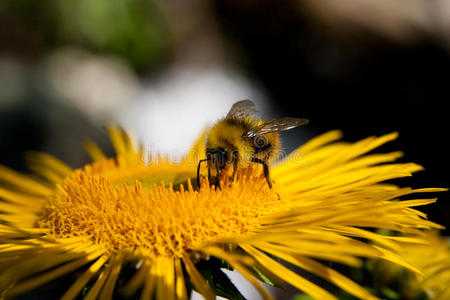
[1,0,448,235]
[214,1,450,232]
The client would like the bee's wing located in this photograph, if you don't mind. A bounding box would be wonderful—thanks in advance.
[242,117,309,139]
[226,99,258,119]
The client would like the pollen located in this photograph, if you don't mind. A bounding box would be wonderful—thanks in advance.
[38,166,280,258]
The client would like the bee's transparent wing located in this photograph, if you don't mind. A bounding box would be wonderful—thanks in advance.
[242,117,309,139]
[226,99,258,119]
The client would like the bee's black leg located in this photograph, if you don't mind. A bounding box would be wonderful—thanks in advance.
[207,164,211,185]
[197,159,208,188]
[250,157,272,189]
[216,165,221,189]
[231,152,238,184]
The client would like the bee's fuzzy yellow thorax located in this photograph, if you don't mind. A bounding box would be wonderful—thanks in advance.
[206,117,262,165]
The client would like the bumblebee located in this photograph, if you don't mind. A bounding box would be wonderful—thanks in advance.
[197,100,308,188]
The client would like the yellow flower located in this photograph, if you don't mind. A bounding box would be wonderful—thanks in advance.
[0,126,444,300]
[372,231,450,299]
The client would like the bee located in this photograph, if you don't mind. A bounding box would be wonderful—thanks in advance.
[197,100,308,188]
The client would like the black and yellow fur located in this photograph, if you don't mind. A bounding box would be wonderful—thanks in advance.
[203,116,280,188]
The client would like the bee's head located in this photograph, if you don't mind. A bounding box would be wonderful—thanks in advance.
[206,147,228,169]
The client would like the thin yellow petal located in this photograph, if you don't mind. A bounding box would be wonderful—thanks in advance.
[251,241,363,268]
[25,151,73,177]
[61,254,111,300]
[374,245,424,276]
[0,214,37,227]
[85,265,112,300]
[108,126,127,156]
[140,261,156,300]
[0,201,41,214]
[258,245,379,300]
[98,253,123,300]
[175,259,188,300]
[0,166,52,196]
[122,260,150,297]
[24,164,65,184]
[7,251,102,297]
[242,244,337,300]
[182,253,215,300]
[156,258,175,300]
[83,140,107,162]
[328,225,401,252]
[0,188,44,208]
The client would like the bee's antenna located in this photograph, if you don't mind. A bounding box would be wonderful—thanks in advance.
[197,159,209,188]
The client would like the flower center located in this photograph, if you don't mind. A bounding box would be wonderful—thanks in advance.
[38,167,280,258]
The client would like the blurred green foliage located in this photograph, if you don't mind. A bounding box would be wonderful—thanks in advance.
[0,0,171,72]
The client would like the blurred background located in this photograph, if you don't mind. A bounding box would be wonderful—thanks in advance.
[1,0,449,298]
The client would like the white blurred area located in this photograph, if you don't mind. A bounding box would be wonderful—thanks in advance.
[41,48,141,120]
[116,68,268,157]
[112,0,269,158]
[192,269,265,300]
[39,47,269,158]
